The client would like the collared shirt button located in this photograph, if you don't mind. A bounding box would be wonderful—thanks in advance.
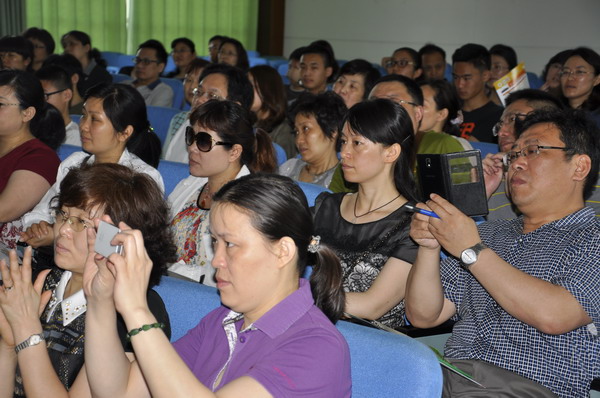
[239,336,246,343]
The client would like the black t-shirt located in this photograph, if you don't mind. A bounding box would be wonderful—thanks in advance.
[459,101,503,143]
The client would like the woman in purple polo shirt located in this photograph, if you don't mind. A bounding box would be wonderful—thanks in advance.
[83,173,352,397]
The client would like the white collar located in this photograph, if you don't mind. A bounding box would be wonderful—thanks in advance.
[45,271,87,327]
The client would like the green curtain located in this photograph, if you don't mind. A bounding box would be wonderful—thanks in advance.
[26,0,127,53]
[25,0,258,56]
[0,0,25,36]
[128,0,258,55]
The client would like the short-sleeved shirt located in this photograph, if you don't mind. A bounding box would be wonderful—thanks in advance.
[173,279,351,397]
[312,192,418,328]
[124,79,174,108]
[279,158,337,189]
[0,139,60,248]
[441,207,600,398]
[459,101,503,143]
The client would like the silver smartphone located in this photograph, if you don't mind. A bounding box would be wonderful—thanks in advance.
[95,221,124,258]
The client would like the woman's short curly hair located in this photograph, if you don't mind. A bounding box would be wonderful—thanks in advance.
[55,163,176,287]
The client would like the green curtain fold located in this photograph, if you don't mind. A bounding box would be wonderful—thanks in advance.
[25,0,258,56]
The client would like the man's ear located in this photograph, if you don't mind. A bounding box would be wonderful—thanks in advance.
[158,62,166,74]
[63,88,73,103]
[573,154,592,182]
[325,66,333,79]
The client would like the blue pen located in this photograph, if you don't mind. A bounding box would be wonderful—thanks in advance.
[404,203,440,219]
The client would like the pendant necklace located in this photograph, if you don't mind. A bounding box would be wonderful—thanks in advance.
[352,193,402,224]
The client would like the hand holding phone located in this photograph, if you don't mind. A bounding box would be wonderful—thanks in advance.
[95,221,124,258]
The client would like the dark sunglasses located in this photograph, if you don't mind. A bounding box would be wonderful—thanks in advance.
[185,126,233,152]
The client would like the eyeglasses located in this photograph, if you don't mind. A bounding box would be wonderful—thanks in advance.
[171,49,191,54]
[491,63,509,73]
[504,144,571,166]
[133,57,160,66]
[396,99,419,108]
[385,59,415,69]
[559,69,592,79]
[44,88,68,101]
[185,126,232,152]
[192,87,224,101]
[492,113,528,136]
[54,209,90,232]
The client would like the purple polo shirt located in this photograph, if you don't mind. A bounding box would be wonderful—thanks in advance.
[173,279,351,397]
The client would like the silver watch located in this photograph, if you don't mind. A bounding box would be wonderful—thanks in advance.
[15,333,45,354]
[460,242,487,270]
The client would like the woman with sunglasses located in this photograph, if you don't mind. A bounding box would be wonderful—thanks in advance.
[20,83,163,249]
[0,69,62,249]
[60,31,111,97]
[167,100,277,285]
[0,163,175,398]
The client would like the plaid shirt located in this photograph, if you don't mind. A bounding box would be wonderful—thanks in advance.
[441,207,600,398]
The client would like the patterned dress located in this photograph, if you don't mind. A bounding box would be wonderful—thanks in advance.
[169,186,214,285]
[313,192,418,329]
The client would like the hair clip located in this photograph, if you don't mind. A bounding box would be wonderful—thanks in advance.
[308,235,321,253]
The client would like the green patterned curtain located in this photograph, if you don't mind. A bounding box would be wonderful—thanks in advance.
[26,0,127,53]
[1,0,25,36]
[25,0,259,56]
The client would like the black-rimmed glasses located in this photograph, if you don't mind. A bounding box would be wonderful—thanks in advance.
[44,88,68,101]
[185,126,233,152]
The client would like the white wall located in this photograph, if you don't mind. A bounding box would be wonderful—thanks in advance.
[284,0,600,77]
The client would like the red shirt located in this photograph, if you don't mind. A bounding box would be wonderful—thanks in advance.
[0,139,60,192]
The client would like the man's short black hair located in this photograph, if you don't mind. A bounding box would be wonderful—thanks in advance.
[517,108,600,199]
[373,74,424,106]
[452,43,491,71]
[36,65,72,91]
[505,88,564,111]
[138,39,168,65]
[289,46,306,62]
[198,63,253,111]
[419,43,446,60]
[42,53,83,78]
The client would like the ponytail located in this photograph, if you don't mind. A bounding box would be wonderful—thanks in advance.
[249,128,277,173]
[126,123,161,168]
[89,48,107,68]
[308,243,345,323]
[30,101,66,151]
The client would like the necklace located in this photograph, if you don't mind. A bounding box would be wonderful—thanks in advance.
[352,193,402,223]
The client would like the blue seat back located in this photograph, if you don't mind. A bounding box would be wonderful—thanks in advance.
[273,142,287,166]
[296,181,330,207]
[147,106,181,146]
[154,276,443,397]
[164,55,177,75]
[470,141,498,158]
[160,77,185,109]
[101,51,124,67]
[112,73,131,84]
[157,159,190,197]
[57,144,82,161]
[70,114,81,125]
[249,57,268,67]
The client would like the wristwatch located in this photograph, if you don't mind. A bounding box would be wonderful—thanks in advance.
[15,333,45,354]
[459,242,487,271]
